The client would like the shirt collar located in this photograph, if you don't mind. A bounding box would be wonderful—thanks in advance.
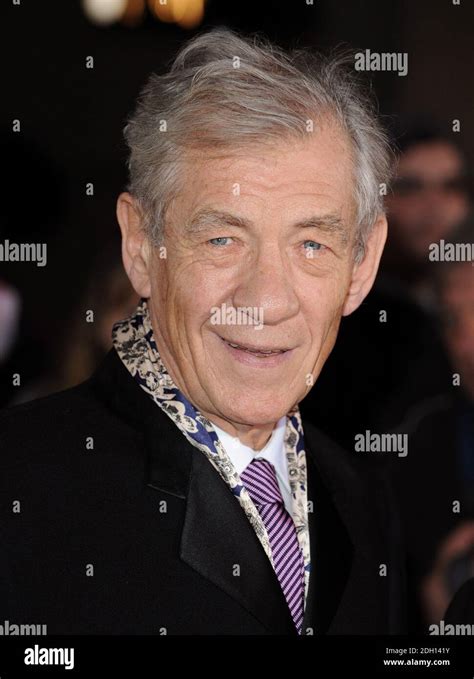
[211,415,288,480]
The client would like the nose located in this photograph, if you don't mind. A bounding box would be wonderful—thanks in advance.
[232,242,300,326]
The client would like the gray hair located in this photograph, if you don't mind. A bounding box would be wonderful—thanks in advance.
[123,28,393,261]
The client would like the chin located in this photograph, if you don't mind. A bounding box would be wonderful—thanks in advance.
[217,395,293,428]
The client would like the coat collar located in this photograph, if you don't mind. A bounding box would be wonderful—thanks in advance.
[92,349,354,634]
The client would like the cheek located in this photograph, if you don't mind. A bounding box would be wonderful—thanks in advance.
[301,268,351,323]
[300,282,348,371]
[162,266,222,342]
[447,195,469,218]
[172,255,240,311]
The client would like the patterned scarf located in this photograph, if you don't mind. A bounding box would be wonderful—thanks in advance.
[112,299,311,603]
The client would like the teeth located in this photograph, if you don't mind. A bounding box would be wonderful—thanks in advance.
[225,340,283,355]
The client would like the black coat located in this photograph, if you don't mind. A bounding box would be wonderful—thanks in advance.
[0,350,405,635]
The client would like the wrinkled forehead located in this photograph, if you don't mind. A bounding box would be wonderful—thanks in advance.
[167,124,357,229]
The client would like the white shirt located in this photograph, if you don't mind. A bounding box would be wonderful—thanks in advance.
[212,416,292,514]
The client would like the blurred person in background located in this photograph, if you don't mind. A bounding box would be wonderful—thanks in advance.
[55,250,139,391]
[386,217,474,630]
[12,248,138,404]
[0,134,69,408]
[383,127,471,311]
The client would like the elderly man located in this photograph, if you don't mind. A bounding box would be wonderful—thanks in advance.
[0,29,404,635]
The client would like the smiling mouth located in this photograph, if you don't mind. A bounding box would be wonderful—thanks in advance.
[220,337,288,356]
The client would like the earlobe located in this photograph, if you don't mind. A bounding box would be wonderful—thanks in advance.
[342,214,388,317]
[116,192,152,298]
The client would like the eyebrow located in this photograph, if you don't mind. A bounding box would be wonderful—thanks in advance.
[185,208,349,244]
[293,214,349,245]
[185,209,249,234]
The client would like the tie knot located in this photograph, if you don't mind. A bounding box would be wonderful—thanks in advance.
[240,458,283,507]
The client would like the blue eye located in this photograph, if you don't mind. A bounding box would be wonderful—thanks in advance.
[209,237,232,246]
[303,240,323,251]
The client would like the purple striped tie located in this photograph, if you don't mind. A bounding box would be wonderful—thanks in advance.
[240,458,304,633]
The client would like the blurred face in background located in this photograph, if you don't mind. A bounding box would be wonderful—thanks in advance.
[387,141,470,260]
[440,262,474,401]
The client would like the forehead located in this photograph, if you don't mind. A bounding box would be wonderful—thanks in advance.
[174,121,355,222]
[441,264,474,303]
[398,142,464,177]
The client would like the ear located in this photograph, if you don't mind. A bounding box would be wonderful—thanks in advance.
[342,214,388,316]
[116,192,152,298]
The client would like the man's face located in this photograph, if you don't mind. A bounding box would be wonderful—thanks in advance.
[441,263,474,401]
[141,124,371,427]
[387,141,469,260]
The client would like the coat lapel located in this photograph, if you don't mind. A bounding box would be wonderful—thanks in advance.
[178,450,297,634]
[145,411,297,634]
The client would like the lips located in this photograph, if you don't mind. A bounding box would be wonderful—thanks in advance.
[221,338,287,356]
